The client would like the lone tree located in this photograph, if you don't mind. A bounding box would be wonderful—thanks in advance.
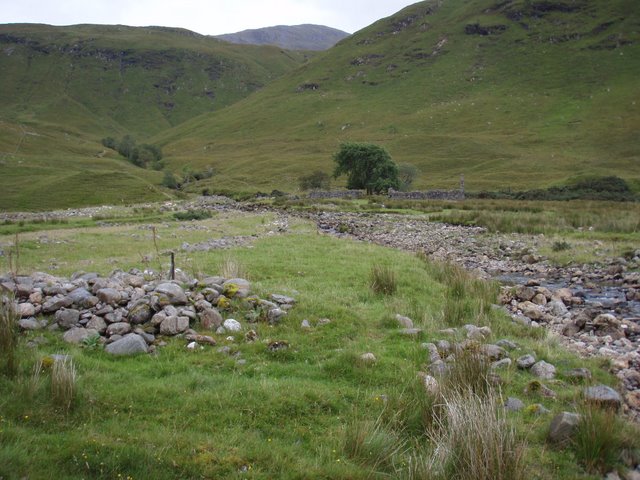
[332,142,400,194]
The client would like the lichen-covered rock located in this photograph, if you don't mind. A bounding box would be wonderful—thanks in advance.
[222,278,250,298]
[128,302,153,325]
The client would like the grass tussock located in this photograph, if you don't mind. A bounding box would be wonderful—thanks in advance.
[219,256,247,279]
[50,357,77,412]
[429,389,526,480]
[572,405,626,474]
[441,347,492,398]
[421,259,498,327]
[0,291,19,377]
[370,264,398,295]
[343,416,406,474]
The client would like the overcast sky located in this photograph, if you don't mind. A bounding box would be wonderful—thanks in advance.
[0,0,419,35]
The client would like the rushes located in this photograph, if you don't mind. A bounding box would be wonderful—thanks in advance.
[572,405,624,474]
[370,264,398,295]
[430,389,526,480]
[51,357,77,412]
[0,291,19,377]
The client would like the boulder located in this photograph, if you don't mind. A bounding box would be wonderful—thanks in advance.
[222,319,242,332]
[106,322,132,336]
[504,397,525,412]
[267,308,286,324]
[105,333,148,355]
[86,316,106,334]
[547,300,569,317]
[593,314,625,340]
[128,302,153,324]
[517,354,536,369]
[55,308,80,329]
[18,318,42,331]
[17,303,36,318]
[566,368,592,381]
[423,343,441,364]
[200,308,223,330]
[42,294,73,313]
[395,314,414,329]
[160,316,190,335]
[155,283,187,305]
[359,352,377,365]
[481,344,507,361]
[222,278,251,298]
[96,288,122,306]
[68,287,96,308]
[63,327,99,344]
[548,412,581,445]
[531,361,556,379]
[270,294,296,305]
[584,385,622,409]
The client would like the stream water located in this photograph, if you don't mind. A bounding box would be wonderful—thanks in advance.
[495,273,640,318]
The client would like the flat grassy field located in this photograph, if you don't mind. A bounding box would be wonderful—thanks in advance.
[1,208,637,479]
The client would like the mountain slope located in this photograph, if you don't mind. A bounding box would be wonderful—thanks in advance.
[215,24,350,51]
[158,0,640,193]
[0,23,310,210]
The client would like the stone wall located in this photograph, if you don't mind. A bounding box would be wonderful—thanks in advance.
[388,188,465,201]
[308,190,365,199]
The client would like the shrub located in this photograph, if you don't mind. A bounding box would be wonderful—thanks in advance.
[51,357,77,412]
[299,170,331,190]
[162,170,180,190]
[552,240,572,252]
[173,210,212,221]
[0,292,19,377]
[370,264,397,295]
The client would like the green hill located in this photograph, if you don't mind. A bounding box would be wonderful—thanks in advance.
[0,24,310,210]
[157,0,640,194]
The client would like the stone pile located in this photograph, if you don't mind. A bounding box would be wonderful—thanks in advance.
[501,283,640,420]
[1,269,295,355]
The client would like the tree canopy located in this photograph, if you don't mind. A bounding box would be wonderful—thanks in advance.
[332,143,400,195]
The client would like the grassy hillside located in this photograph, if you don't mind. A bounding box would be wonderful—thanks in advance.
[0,24,310,210]
[157,0,640,193]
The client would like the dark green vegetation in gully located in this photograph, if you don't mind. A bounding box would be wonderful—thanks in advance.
[1,0,639,210]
